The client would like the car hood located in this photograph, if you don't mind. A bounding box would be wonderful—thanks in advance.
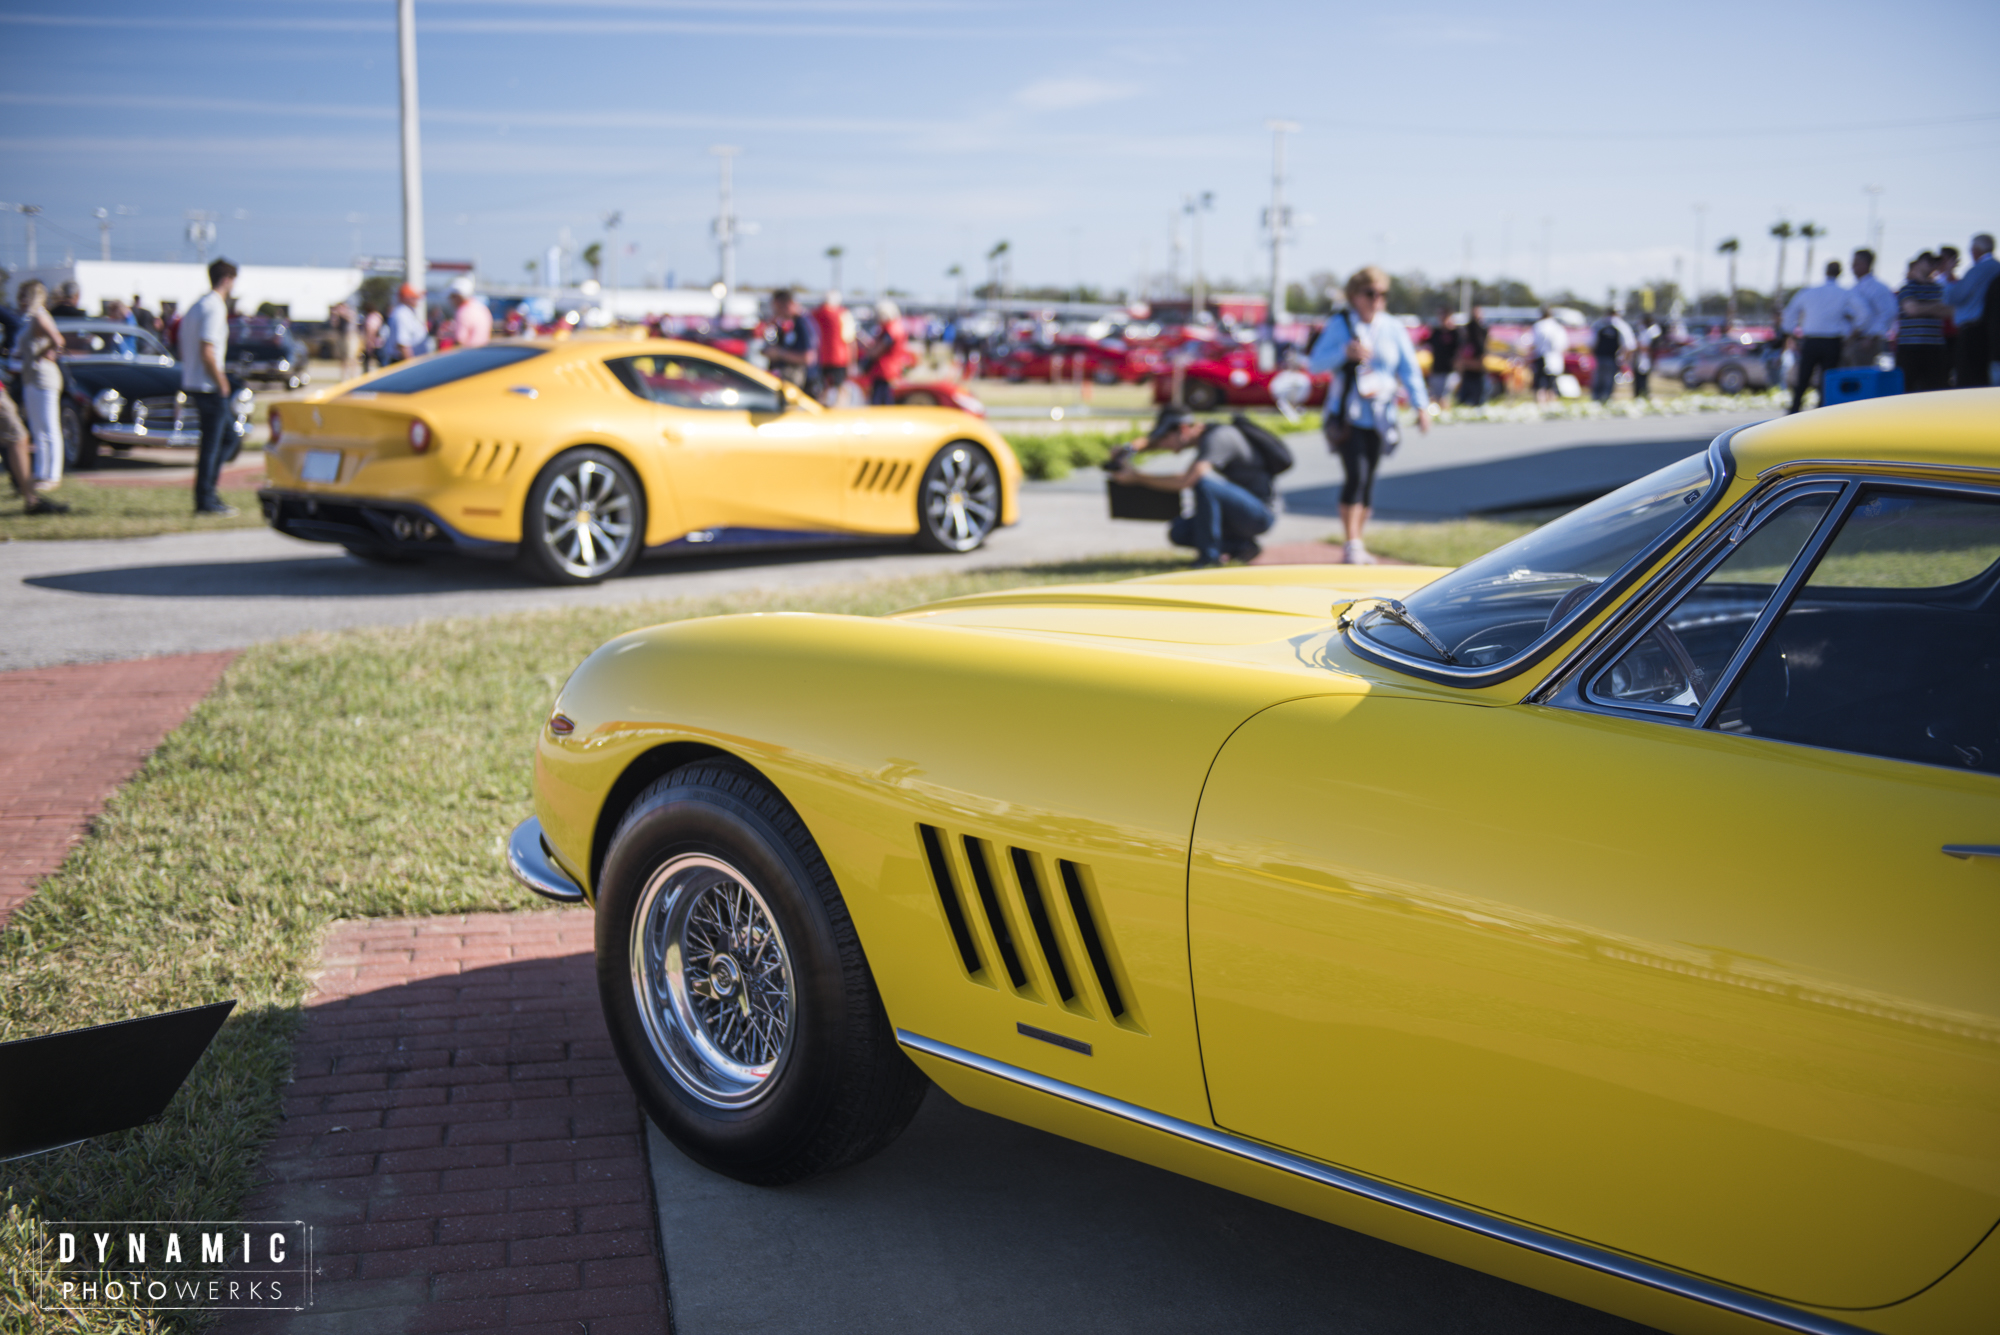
[893,564,1447,651]
[60,361,183,396]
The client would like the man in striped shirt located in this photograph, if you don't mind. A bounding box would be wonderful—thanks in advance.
[1895,254,1950,393]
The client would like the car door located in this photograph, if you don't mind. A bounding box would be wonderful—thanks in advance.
[1189,477,2000,1310]
[608,352,847,535]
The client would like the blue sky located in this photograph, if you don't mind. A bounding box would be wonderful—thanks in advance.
[3,0,1996,303]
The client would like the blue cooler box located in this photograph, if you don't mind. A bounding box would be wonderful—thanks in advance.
[1821,366,1904,405]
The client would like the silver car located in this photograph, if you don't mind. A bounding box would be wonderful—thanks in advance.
[1676,335,1782,394]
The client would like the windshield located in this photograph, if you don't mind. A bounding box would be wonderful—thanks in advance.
[351,345,543,396]
[1356,450,1716,669]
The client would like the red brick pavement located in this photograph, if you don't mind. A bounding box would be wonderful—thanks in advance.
[227,911,669,1335]
[0,651,238,924]
[81,460,266,489]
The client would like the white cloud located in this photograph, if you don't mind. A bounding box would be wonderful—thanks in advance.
[1011,77,1140,112]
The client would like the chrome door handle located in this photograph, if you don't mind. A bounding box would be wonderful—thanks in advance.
[1942,845,2000,860]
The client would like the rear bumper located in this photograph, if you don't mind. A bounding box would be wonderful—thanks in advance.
[258,488,515,559]
[93,416,248,449]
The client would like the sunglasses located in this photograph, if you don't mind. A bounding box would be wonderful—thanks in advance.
[1357,288,1389,298]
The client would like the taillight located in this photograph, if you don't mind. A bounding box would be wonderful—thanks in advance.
[268,408,282,445]
[408,418,431,453]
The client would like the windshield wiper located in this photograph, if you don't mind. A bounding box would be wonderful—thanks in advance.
[1354,598,1458,664]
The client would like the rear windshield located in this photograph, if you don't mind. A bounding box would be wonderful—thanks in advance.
[350,346,543,396]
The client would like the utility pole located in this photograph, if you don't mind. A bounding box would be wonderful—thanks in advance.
[1459,233,1473,318]
[397,0,426,311]
[1863,185,1883,254]
[20,205,38,268]
[1185,192,1213,320]
[1264,120,1299,342]
[1692,204,1707,315]
[603,211,622,295]
[95,208,111,261]
[185,210,216,264]
[711,145,740,305]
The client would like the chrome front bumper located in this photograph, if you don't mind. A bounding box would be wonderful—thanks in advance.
[506,817,585,904]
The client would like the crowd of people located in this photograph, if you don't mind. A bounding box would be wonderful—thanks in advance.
[754,289,914,406]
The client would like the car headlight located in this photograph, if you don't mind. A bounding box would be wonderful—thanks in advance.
[276,359,290,372]
[91,388,124,421]
[232,387,256,412]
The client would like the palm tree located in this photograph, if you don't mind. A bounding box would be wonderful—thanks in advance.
[986,239,1010,298]
[945,263,964,313]
[1717,237,1741,324]
[1769,220,1794,306]
[824,245,844,293]
[1799,222,1824,284]
[581,241,603,284]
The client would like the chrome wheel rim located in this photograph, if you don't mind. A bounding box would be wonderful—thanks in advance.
[539,458,636,579]
[922,446,998,552]
[630,853,795,1108]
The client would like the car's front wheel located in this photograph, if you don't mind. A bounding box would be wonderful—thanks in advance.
[1717,363,1749,394]
[913,441,1000,553]
[519,446,645,585]
[597,759,929,1185]
[1183,379,1223,412]
[1681,366,1702,390]
[62,400,98,472]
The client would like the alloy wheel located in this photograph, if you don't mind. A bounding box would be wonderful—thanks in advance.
[630,853,797,1109]
[538,457,636,579]
[920,445,999,552]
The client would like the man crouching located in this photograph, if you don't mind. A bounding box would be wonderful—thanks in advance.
[1111,407,1276,567]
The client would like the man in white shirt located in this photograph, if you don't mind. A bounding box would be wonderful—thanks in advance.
[1781,260,1863,413]
[385,284,428,364]
[1528,308,1567,406]
[178,257,238,515]
[1843,249,1897,367]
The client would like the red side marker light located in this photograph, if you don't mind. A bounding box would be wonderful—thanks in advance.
[549,713,575,736]
[408,418,431,453]
[268,408,283,445]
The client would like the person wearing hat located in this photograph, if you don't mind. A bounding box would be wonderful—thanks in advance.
[384,283,428,365]
[447,278,491,350]
[1111,406,1276,567]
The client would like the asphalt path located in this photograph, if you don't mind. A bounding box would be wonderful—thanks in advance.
[648,1089,1651,1334]
[0,409,1770,670]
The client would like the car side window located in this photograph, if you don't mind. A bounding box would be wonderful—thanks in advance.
[1589,492,1836,712]
[1712,489,2000,773]
[608,355,780,413]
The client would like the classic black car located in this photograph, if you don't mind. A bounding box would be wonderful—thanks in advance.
[227,316,311,390]
[3,319,254,471]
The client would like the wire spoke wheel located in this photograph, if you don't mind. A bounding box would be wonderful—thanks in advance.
[524,448,643,583]
[630,852,796,1109]
[917,443,1000,553]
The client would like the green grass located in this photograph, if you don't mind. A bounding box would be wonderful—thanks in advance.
[1003,412,1324,481]
[1363,519,1541,568]
[0,482,265,542]
[0,551,1184,1334]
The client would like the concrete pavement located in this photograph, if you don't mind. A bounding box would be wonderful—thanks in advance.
[0,410,1772,670]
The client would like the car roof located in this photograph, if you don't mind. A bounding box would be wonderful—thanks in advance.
[1729,388,2000,478]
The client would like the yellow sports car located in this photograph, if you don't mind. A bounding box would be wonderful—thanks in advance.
[258,340,1020,583]
[512,390,1999,1334]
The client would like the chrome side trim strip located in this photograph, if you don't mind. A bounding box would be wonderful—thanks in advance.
[507,817,586,904]
[896,1029,1879,1335]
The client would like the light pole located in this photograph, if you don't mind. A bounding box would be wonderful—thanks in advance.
[17,204,39,268]
[602,211,622,297]
[1185,191,1213,320]
[95,207,111,261]
[1863,185,1883,254]
[397,0,426,311]
[186,211,216,264]
[711,146,740,305]
[1264,120,1299,340]
[1692,204,1707,316]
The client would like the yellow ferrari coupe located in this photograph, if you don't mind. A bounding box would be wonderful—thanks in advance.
[259,340,1020,583]
[512,391,1999,1334]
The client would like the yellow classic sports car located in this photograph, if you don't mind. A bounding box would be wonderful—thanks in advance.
[512,390,2000,1334]
[258,340,1020,583]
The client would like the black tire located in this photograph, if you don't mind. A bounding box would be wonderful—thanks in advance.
[519,446,645,585]
[1717,364,1748,395]
[62,400,98,472]
[1681,366,1702,390]
[1183,379,1223,412]
[913,441,1000,553]
[597,759,929,1185]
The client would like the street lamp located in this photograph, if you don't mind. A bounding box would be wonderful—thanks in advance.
[1263,120,1299,343]
[397,0,426,311]
[1185,191,1213,321]
[711,145,740,307]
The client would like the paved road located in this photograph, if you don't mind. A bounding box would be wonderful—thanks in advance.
[0,410,1770,669]
[648,1089,1649,1334]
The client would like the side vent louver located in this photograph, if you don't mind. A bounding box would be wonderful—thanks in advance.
[918,824,981,975]
[851,459,914,492]
[1059,860,1126,1019]
[915,824,1135,1029]
[1009,848,1074,1002]
[962,837,1028,989]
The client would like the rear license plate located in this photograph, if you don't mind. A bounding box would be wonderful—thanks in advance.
[300,450,341,483]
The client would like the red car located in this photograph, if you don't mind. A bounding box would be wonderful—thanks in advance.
[891,380,986,416]
[1153,350,1332,412]
[990,336,1151,385]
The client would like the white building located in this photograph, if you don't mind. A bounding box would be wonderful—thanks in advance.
[9,260,363,321]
